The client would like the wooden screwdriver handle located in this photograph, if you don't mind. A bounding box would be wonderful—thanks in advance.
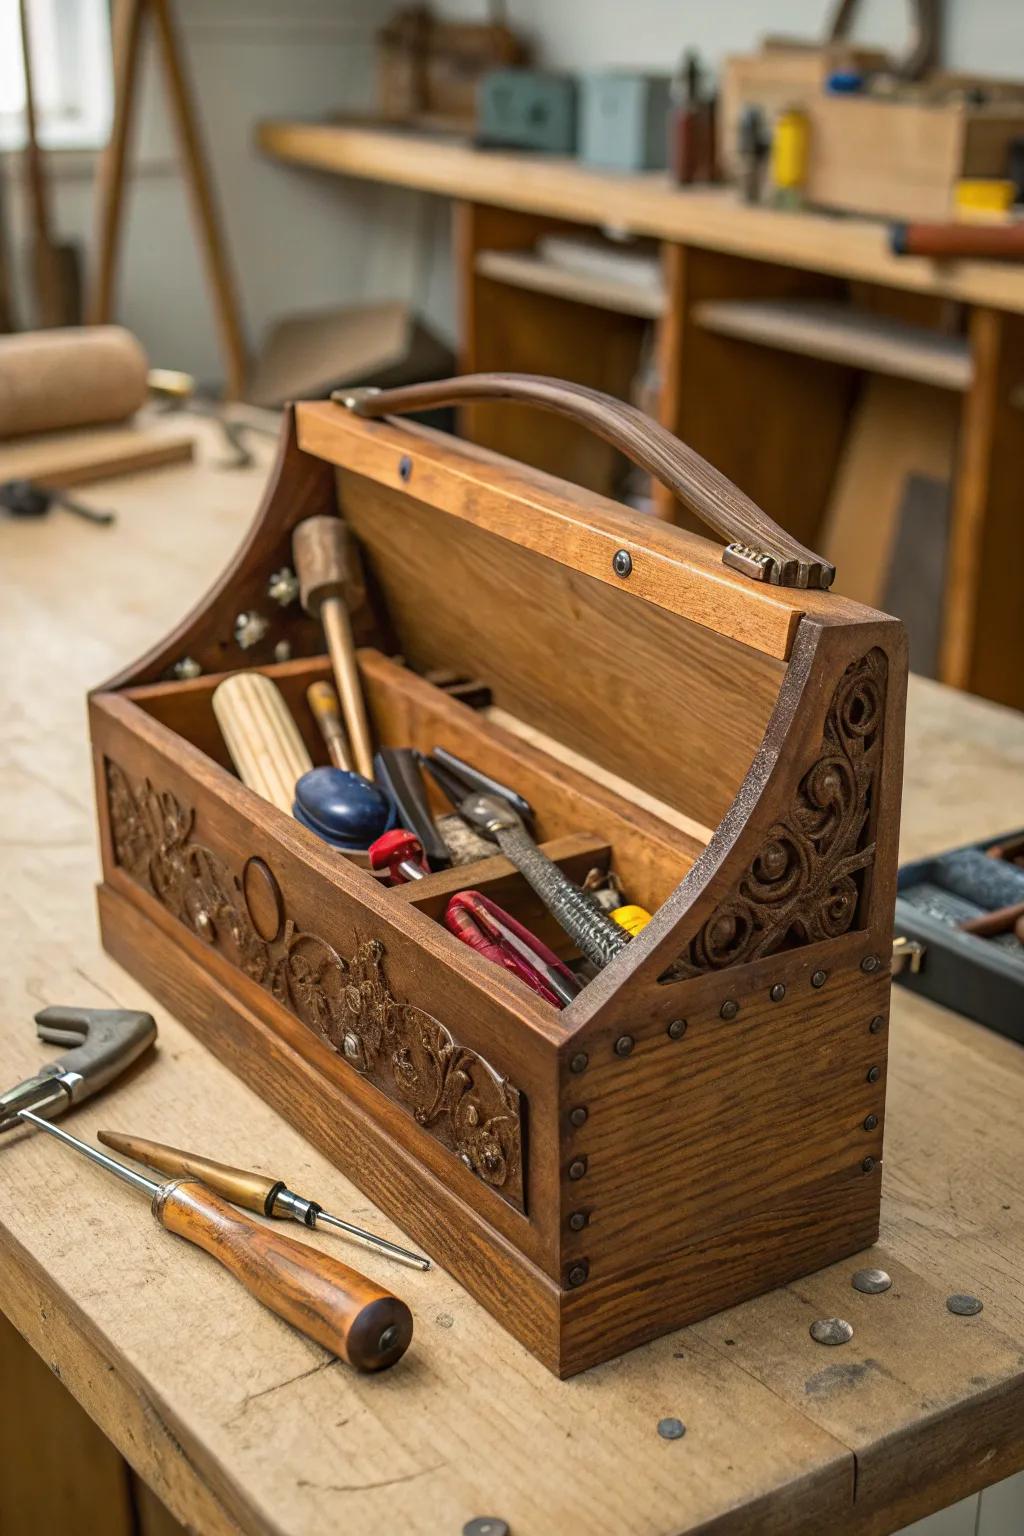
[100,1130,283,1215]
[153,1178,413,1371]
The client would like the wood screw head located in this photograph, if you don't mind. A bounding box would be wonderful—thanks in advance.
[861,954,881,974]
[398,454,413,481]
[667,1018,687,1040]
[568,1210,589,1232]
[869,1015,885,1034]
[770,983,786,1002]
[614,1034,634,1057]
[569,1106,588,1128]
[567,1261,589,1287]
[612,548,633,577]
[720,1000,739,1021]
[862,1156,876,1173]
[867,1064,881,1083]
[946,1293,983,1316]
[568,1157,588,1181]
[811,969,828,988]
[657,1417,686,1441]
[811,1318,854,1346]
[570,1052,589,1074]
[863,1113,879,1131]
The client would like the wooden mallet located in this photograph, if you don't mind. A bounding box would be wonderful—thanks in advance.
[292,516,375,781]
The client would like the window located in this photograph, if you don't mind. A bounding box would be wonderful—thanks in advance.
[0,0,112,151]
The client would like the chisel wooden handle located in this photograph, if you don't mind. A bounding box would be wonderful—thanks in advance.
[212,672,312,815]
[306,680,351,771]
[100,1130,282,1213]
[152,1178,413,1371]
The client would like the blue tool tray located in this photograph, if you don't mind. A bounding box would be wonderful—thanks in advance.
[894,829,1024,1045]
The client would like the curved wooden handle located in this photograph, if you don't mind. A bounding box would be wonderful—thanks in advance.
[153,1179,413,1371]
[337,372,836,590]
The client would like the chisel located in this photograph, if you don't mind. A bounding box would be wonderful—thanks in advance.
[98,1129,430,1271]
[20,1112,413,1371]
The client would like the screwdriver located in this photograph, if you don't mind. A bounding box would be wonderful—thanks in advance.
[19,1112,413,1371]
[98,1129,431,1271]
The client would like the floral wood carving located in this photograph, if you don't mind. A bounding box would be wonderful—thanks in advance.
[660,648,888,982]
[106,761,524,1209]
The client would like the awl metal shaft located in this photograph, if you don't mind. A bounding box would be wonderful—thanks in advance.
[98,1129,430,1270]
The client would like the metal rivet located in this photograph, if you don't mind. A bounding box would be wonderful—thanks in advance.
[947,1293,983,1316]
[399,454,413,481]
[811,969,828,988]
[770,983,786,1002]
[567,1262,589,1287]
[869,1015,885,1034]
[377,1325,399,1353]
[170,655,202,681]
[867,1064,881,1083]
[612,548,632,578]
[861,954,881,974]
[862,1156,876,1174]
[667,1018,687,1040]
[568,1157,588,1181]
[852,1267,892,1294]
[863,1113,878,1131]
[720,1000,739,1021]
[569,1052,589,1074]
[810,1317,854,1346]
[614,1034,634,1057]
[657,1417,686,1440]
[569,1106,588,1128]
[568,1210,589,1232]
[463,1520,509,1536]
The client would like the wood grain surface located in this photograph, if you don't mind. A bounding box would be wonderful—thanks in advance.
[1,416,1023,1532]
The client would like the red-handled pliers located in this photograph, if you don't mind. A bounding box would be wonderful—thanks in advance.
[444,891,580,1008]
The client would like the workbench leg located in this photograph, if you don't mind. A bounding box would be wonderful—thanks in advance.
[942,307,1024,710]
[0,1308,183,1536]
[88,0,145,326]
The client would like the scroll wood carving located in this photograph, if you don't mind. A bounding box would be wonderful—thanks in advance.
[106,760,524,1209]
[660,648,888,982]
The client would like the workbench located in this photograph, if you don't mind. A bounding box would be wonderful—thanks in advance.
[2,414,1024,1536]
[257,120,1024,719]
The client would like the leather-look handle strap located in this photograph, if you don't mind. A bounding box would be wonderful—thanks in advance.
[335,372,836,591]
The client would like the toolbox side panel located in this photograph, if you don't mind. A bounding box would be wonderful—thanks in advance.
[89,690,564,1278]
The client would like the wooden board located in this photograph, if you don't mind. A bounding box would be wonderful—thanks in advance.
[256,120,1024,316]
[0,422,194,487]
[1,416,1024,1533]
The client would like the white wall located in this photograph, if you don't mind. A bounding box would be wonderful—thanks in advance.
[6,0,1024,386]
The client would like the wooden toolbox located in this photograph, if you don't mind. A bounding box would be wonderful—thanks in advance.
[89,374,907,1377]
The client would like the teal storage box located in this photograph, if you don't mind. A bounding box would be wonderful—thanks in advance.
[580,72,671,171]
[477,70,577,154]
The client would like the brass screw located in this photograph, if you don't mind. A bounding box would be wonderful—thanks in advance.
[570,1052,589,1074]
[770,983,786,1002]
[569,1106,588,1128]
[614,1034,634,1057]
[867,1065,881,1083]
[667,1018,687,1040]
[811,969,827,988]
[720,1000,739,1021]
[863,1113,879,1131]
[568,1157,588,1181]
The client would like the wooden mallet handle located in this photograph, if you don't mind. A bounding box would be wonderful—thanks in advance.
[152,1178,413,1371]
[292,516,375,781]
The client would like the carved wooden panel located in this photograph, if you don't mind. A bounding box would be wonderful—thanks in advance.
[660,648,888,981]
[105,759,525,1210]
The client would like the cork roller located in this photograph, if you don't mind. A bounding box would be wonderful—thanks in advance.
[212,673,312,815]
[0,326,150,439]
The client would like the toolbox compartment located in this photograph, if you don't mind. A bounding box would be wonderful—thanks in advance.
[90,389,908,1375]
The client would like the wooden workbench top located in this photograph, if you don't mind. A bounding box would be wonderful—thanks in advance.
[257,119,1024,316]
[2,415,1023,1536]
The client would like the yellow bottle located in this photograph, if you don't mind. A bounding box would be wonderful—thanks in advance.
[772,107,809,209]
[611,903,652,937]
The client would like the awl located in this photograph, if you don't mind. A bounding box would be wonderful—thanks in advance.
[20,1112,413,1371]
[99,1129,431,1271]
